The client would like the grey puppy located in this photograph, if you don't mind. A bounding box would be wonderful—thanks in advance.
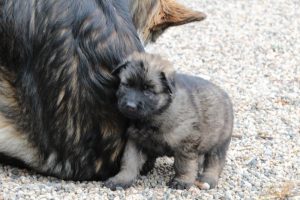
[105,52,233,190]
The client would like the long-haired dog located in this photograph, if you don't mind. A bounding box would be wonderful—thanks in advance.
[0,0,205,180]
[105,52,233,190]
[129,0,206,43]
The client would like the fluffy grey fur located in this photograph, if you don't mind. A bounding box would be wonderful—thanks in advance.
[105,52,233,190]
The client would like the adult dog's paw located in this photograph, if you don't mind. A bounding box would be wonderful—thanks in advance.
[168,178,193,190]
[104,178,133,191]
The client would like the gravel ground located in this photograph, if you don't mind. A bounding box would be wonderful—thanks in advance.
[1,0,299,199]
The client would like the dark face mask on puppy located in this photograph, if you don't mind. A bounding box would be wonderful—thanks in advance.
[112,52,175,120]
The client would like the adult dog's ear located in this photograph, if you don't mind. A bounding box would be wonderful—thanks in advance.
[111,61,129,76]
[160,71,175,94]
[152,0,206,31]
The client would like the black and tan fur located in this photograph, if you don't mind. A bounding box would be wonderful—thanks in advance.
[0,0,205,180]
[0,0,146,181]
[128,0,206,43]
[105,53,233,190]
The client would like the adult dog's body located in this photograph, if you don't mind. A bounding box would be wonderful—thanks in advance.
[0,0,205,180]
[0,0,144,181]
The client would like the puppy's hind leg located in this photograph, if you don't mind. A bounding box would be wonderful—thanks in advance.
[196,138,231,189]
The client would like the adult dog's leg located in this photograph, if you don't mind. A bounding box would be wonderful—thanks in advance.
[0,70,41,169]
[0,115,40,168]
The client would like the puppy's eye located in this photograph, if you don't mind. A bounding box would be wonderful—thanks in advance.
[143,85,153,90]
[121,82,129,87]
[143,85,148,90]
[144,90,154,96]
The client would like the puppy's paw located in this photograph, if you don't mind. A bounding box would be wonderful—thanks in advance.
[104,178,133,190]
[169,178,193,190]
[194,181,210,190]
[197,174,218,189]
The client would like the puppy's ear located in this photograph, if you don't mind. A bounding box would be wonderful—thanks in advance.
[160,72,175,94]
[151,0,206,31]
[111,61,129,76]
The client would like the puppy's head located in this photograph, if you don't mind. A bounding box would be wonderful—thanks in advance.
[112,52,175,120]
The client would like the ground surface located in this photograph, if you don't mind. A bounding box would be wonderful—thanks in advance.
[0,0,299,199]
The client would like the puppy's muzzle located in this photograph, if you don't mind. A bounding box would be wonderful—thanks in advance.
[119,99,141,119]
[125,101,138,113]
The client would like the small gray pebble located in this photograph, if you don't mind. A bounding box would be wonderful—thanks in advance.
[225,191,233,200]
[246,157,258,167]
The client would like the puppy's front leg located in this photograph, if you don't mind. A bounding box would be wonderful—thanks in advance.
[104,140,146,190]
[169,153,198,190]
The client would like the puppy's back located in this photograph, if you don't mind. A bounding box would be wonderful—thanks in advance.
[174,73,233,141]
[175,73,232,108]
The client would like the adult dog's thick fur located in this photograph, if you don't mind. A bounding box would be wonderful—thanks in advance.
[0,0,145,181]
[105,53,233,190]
[0,0,204,180]
[128,0,206,43]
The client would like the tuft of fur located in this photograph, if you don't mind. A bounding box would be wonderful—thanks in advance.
[105,52,233,190]
[128,0,206,44]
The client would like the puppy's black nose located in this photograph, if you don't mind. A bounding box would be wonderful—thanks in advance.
[125,102,137,112]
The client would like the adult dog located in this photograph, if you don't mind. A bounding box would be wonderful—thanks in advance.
[0,0,205,181]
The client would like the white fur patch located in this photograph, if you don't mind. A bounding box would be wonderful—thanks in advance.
[195,181,211,190]
[201,182,211,190]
